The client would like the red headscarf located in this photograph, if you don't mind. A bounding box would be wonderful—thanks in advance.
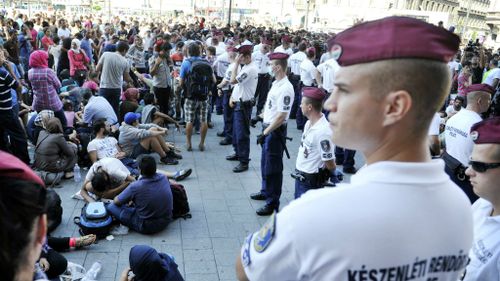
[29,50,49,68]
[124,88,140,102]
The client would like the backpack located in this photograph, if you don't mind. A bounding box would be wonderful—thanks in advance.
[74,202,113,238]
[170,183,192,219]
[185,58,213,101]
[46,189,63,233]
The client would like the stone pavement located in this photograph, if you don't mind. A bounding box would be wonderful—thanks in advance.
[50,114,364,281]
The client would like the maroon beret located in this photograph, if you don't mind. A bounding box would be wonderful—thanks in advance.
[464,83,495,96]
[282,35,292,43]
[327,16,460,66]
[268,52,289,60]
[302,87,326,101]
[0,151,45,187]
[262,39,273,45]
[237,44,253,55]
[470,117,500,144]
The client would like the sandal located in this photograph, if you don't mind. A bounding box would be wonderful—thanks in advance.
[63,172,74,179]
[75,234,96,248]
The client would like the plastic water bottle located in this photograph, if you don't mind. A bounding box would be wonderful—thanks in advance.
[74,164,81,183]
[82,261,101,281]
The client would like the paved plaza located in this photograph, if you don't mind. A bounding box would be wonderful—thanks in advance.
[50,114,364,281]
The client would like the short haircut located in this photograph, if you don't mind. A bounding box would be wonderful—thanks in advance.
[303,96,323,112]
[467,90,490,105]
[188,42,201,57]
[139,155,156,177]
[274,59,288,72]
[298,42,307,52]
[116,41,129,53]
[455,96,465,103]
[143,93,155,105]
[364,58,451,133]
[207,46,216,55]
[93,118,107,135]
[91,171,108,192]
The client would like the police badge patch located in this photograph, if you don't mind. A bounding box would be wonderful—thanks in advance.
[284,96,291,105]
[320,140,330,152]
[254,212,276,253]
[238,73,248,83]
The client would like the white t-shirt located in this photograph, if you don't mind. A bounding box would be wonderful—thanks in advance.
[213,52,230,78]
[289,51,306,75]
[300,59,317,87]
[448,60,460,75]
[428,113,441,136]
[222,62,236,91]
[274,45,294,57]
[252,51,270,74]
[57,28,71,39]
[463,198,500,281]
[445,109,482,166]
[317,59,340,93]
[263,77,294,124]
[87,137,119,160]
[214,42,226,56]
[445,105,462,118]
[483,68,500,87]
[231,63,258,102]
[241,160,473,281]
[296,115,335,173]
[85,157,130,185]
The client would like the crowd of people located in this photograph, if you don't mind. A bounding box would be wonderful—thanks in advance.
[0,8,500,281]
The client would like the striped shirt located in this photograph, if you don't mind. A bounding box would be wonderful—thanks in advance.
[28,67,63,112]
[0,68,18,111]
[83,95,118,125]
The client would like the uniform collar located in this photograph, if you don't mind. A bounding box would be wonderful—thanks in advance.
[475,199,500,223]
[351,159,450,186]
[307,114,327,131]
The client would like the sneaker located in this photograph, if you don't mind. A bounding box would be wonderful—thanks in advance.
[161,157,179,165]
[168,150,183,159]
[173,169,192,181]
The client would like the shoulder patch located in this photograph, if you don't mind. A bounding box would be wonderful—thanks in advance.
[242,233,253,267]
[254,212,276,253]
[284,96,291,105]
[238,72,248,83]
[320,140,331,152]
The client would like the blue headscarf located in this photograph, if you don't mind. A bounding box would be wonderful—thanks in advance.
[129,245,184,281]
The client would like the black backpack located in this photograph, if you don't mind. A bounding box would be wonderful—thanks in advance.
[74,202,113,238]
[170,183,192,219]
[46,189,63,233]
[185,58,213,101]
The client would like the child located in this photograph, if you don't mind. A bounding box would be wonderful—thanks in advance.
[63,100,75,129]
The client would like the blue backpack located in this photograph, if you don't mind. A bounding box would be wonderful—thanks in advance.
[74,202,113,238]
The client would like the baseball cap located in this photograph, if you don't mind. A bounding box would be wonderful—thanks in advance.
[124,112,141,125]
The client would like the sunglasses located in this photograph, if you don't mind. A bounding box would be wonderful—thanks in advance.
[469,161,500,173]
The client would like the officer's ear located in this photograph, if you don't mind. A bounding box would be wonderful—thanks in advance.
[381,90,412,127]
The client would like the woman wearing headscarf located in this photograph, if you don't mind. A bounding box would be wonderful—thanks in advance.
[68,38,90,86]
[28,51,67,129]
[33,118,77,178]
[119,87,140,123]
[119,245,184,281]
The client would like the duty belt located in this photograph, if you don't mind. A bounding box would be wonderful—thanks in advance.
[291,169,322,186]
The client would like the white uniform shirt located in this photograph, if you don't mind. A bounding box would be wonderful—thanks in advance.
[213,52,231,78]
[274,45,294,57]
[463,199,500,281]
[263,77,294,124]
[445,109,482,166]
[252,51,270,74]
[428,113,441,136]
[300,59,317,87]
[483,68,500,86]
[222,62,236,91]
[289,51,306,75]
[296,115,335,173]
[231,63,258,102]
[241,160,473,281]
[317,58,340,93]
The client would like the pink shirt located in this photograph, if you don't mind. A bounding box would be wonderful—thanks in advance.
[68,50,90,76]
[64,111,75,128]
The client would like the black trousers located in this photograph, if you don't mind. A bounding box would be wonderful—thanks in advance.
[154,86,172,115]
[254,74,270,116]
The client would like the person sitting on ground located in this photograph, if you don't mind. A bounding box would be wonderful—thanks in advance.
[107,156,174,234]
[81,88,118,128]
[119,112,181,165]
[119,87,140,123]
[142,93,181,128]
[33,118,78,179]
[80,157,136,203]
[445,95,465,119]
[119,245,184,281]
[89,119,191,181]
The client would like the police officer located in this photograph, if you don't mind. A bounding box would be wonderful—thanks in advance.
[288,42,307,122]
[226,45,258,173]
[444,83,493,203]
[216,47,237,146]
[251,39,271,125]
[237,17,473,280]
[293,87,336,199]
[250,52,294,216]
[296,47,318,130]
[273,35,294,56]
[462,117,500,281]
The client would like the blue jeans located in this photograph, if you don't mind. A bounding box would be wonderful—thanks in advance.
[106,203,170,234]
[99,88,121,117]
